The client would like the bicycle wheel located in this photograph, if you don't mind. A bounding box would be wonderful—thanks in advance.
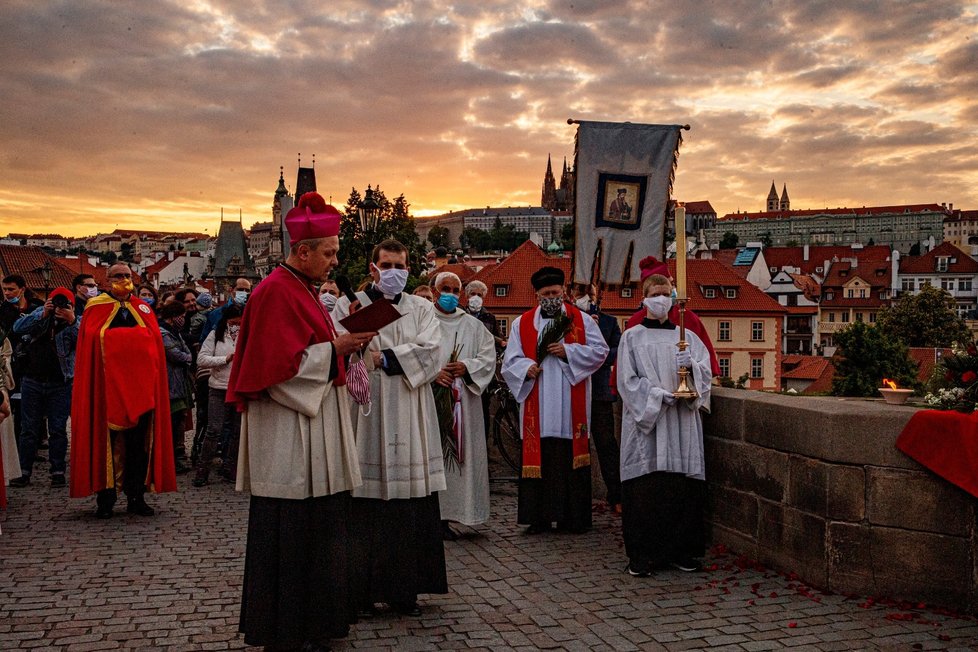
[491,390,522,477]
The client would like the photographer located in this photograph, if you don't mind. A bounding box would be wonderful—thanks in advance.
[8,287,79,488]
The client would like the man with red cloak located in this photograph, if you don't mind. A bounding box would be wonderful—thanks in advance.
[228,192,375,651]
[70,262,176,518]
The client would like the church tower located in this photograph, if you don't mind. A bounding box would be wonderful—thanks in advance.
[779,183,790,211]
[295,153,317,200]
[558,157,575,210]
[541,155,557,210]
[269,166,289,260]
[766,181,780,212]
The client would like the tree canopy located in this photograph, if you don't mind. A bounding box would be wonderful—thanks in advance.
[876,284,971,348]
[719,231,739,249]
[831,321,919,397]
[458,218,529,253]
[426,225,451,249]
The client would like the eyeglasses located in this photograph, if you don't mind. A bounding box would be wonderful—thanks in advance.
[81,282,98,288]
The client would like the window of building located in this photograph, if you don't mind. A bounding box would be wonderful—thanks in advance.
[869,312,876,323]
[725,288,737,299]
[494,285,508,297]
[718,357,731,378]
[942,278,955,291]
[856,312,863,322]
[842,311,850,322]
[497,319,508,336]
[718,321,731,341]
[901,278,915,292]
[859,289,866,298]
[750,357,763,378]
[937,258,949,272]
[961,279,973,292]
[751,321,763,341]
[847,289,854,298]
[621,287,633,298]
[826,292,834,300]
[828,312,835,322]
[704,288,716,298]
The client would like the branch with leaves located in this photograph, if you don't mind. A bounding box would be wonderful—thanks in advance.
[434,336,464,472]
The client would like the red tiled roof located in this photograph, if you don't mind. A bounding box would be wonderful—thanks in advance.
[710,250,753,279]
[0,245,76,292]
[719,203,947,222]
[945,209,978,223]
[475,241,572,313]
[431,263,476,283]
[899,242,978,274]
[53,257,110,287]
[684,259,787,315]
[684,201,715,214]
[763,245,892,276]
[909,348,953,385]
[802,360,836,394]
[784,305,818,315]
[782,356,831,380]
[788,273,821,300]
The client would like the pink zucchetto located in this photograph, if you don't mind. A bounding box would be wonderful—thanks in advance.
[638,255,670,280]
[285,192,342,244]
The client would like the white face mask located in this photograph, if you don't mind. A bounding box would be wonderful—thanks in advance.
[320,292,337,312]
[372,265,409,296]
[643,295,672,320]
[85,286,99,298]
[467,295,483,311]
[574,296,591,311]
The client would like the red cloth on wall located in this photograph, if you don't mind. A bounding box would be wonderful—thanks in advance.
[896,409,978,498]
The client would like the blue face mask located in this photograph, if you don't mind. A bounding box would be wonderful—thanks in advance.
[143,297,155,306]
[437,293,459,312]
[6,296,20,304]
[233,291,248,306]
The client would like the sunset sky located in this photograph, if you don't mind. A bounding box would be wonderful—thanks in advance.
[2,1,976,238]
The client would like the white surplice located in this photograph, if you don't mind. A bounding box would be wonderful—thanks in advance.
[236,342,362,499]
[616,323,712,482]
[432,307,496,525]
[501,306,609,439]
[334,291,446,500]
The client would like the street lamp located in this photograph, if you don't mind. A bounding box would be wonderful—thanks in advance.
[358,185,382,239]
[40,259,53,297]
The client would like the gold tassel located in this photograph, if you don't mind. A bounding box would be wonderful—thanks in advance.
[572,454,591,470]
[521,466,542,479]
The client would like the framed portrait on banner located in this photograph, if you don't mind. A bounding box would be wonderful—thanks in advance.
[594,173,647,231]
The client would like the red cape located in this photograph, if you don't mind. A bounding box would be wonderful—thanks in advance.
[227,265,343,407]
[897,409,978,498]
[69,294,177,498]
[625,306,721,377]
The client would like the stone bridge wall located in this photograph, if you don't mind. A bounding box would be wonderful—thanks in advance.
[702,387,978,613]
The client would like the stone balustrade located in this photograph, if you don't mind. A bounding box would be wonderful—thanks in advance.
[702,387,977,613]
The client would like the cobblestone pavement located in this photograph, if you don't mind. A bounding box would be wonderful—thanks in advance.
[2,475,977,651]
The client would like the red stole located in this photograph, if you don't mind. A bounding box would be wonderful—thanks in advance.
[519,303,590,479]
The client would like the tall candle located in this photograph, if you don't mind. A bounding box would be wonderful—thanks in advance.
[674,205,687,300]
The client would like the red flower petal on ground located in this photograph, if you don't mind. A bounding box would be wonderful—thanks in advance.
[788,622,797,628]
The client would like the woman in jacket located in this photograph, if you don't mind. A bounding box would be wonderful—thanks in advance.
[159,301,194,474]
[193,303,243,486]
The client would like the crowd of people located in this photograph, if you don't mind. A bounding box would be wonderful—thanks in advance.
[0,191,719,652]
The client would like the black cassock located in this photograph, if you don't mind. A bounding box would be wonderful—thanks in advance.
[517,438,592,532]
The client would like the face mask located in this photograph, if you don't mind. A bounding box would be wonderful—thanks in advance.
[467,295,483,312]
[171,316,186,330]
[438,293,459,312]
[112,279,134,296]
[643,295,672,320]
[671,288,678,304]
[6,296,20,304]
[574,296,591,311]
[320,292,337,312]
[373,265,408,296]
[142,297,155,307]
[86,286,99,298]
[233,291,248,306]
[539,296,564,315]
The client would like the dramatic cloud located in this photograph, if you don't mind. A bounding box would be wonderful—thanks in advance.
[0,0,975,237]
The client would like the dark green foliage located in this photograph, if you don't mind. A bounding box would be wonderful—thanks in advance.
[831,321,919,397]
[876,284,971,348]
[719,232,739,249]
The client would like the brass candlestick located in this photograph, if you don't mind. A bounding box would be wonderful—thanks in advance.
[673,298,699,399]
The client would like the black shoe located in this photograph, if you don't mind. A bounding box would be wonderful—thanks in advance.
[9,475,30,488]
[626,560,652,578]
[127,499,155,516]
[191,476,208,488]
[50,474,66,488]
[95,505,114,519]
[393,601,421,617]
[524,523,551,535]
[442,521,458,541]
[670,557,702,573]
[174,460,192,475]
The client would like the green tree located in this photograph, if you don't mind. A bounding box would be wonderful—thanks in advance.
[908,243,921,256]
[427,225,451,249]
[120,242,134,262]
[337,186,425,287]
[876,284,971,347]
[460,227,491,252]
[560,222,575,249]
[99,250,117,265]
[831,321,919,397]
[719,231,739,249]
[785,239,799,247]
[759,232,773,248]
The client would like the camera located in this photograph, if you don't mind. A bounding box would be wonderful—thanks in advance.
[51,294,71,310]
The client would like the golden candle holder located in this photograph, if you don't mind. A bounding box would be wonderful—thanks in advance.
[673,298,699,400]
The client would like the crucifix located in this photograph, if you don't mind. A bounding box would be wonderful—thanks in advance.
[388,432,406,455]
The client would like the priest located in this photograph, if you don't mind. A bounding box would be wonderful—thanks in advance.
[616,272,713,577]
[430,271,496,539]
[70,262,176,518]
[501,266,608,534]
[332,239,448,617]
[227,192,376,651]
